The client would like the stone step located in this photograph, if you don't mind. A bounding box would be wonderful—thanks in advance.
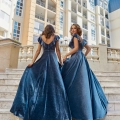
[5,68,120,75]
[0,79,20,85]
[94,71,120,76]
[96,76,120,81]
[104,111,120,120]
[0,98,119,111]
[0,109,20,120]
[0,92,16,99]
[0,109,119,120]
[102,87,120,94]
[0,73,22,79]
[0,91,120,102]
[100,81,120,87]
[1,78,120,87]
[0,85,18,92]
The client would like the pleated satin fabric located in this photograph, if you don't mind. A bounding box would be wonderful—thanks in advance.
[61,34,108,120]
[10,35,71,120]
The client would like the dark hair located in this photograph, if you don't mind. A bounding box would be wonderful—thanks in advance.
[70,24,82,36]
[41,25,55,39]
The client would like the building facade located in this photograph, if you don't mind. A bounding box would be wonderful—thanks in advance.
[0,0,117,48]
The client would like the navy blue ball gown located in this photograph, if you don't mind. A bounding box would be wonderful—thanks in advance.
[10,35,71,120]
[61,34,108,120]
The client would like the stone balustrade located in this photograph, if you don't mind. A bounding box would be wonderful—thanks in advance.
[107,48,120,62]
[19,45,34,62]
[17,43,120,71]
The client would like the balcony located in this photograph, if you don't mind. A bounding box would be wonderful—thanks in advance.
[35,14,44,21]
[36,0,45,7]
[48,5,56,12]
[71,19,77,24]
[101,31,105,36]
[107,34,110,38]
[83,3,87,8]
[47,19,55,25]
[106,25,109,29]
[83,14,87,19]
[72,8,77,13]
[105,14,108,19]
[83,34,87,40]
[83,24,87,30]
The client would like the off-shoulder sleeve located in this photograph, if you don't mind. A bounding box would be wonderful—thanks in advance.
[55,35,60,42]
[38,37,43,45]
[81,39,87,47]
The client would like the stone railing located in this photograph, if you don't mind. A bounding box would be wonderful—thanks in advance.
[85,46,99,61]
[17,44,120,71]
[107,48,120,62]
[19,45,34,62]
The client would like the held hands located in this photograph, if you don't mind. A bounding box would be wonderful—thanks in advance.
[28,62,34,67]
[63,55,67,62]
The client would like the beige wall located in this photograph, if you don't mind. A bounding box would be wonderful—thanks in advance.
[109,9,120,48]
[0,39,21,72]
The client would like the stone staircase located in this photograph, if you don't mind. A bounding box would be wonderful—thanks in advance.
[0,69,120,120]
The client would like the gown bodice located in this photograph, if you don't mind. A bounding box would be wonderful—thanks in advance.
[69,34,87,50]
[38,35,60,51]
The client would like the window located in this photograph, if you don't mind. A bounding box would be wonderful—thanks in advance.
[90,0,95,11]
[13,21,21,41]
[104,3,108,10]
[16,0,23,16]
[100,17,104,26]
[33,35,39,43]
[91,14,95,21]
[60,34,63,38]
[60,11,63,30]
[99,0,103,7]
[34,21,44,34]
[91,24,96,41]
[60,0,64,7]
[0,10,10,22]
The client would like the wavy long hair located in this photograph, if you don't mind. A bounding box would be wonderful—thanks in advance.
[41,25,55,39]
[70,24,82,36]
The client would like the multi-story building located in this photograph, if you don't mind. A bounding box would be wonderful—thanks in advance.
[0,0,115,47]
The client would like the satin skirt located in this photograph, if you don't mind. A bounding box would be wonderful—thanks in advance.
[61,50,108,120]
[10,51,71,120]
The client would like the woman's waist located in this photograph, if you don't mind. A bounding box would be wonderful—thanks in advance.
[43,49,55,52]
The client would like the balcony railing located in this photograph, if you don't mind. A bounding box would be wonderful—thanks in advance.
[105,14,108,19]
[36,0,45,7]
[35,14,44,21]
[83,3,87,8]
[83,35,87,40]
[101,22,104,26]
[101,31,105,35]
[83,14,87,18]
[107,34,110,38]
[71,19,77,24]
[47,19,55,25]
[48,5,56,12]
[83,24,87,29]
[72,8,77,13]
[106,25,109,29]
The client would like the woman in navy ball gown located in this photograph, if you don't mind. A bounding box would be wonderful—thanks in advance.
[10,25,71,120]
[62,24,108,120]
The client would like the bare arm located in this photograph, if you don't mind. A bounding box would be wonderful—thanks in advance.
[63,37,79,61]
[84,44,91,56]
[28,43,42,67]
[56,40,62,65]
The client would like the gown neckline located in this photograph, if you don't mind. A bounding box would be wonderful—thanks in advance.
[41,35,55,45]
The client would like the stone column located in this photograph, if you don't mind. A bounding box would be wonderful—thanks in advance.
[0,39,21,72]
